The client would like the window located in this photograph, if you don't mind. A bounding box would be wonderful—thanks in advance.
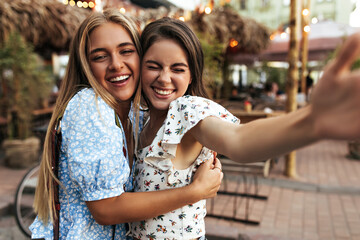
[261,0,270,8]
[240,0,246,10]
[283,0,290,6]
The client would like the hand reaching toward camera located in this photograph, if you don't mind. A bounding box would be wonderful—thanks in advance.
[310,32,360,140]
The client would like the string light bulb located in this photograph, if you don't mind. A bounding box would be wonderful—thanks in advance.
[302,8,310,17]
[229,39,238,48]
[304,25,311,33]
[205,7,212,14]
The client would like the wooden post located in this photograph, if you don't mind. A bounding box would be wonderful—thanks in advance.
[285,0,301,178]
[301,0,311,94]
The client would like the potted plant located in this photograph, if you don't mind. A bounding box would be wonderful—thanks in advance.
[0,32,53,168]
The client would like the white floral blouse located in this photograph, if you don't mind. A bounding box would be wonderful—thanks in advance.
[131,96,240,240]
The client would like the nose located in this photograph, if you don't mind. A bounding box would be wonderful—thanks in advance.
[158,68,171,84]
[108,55,124,71]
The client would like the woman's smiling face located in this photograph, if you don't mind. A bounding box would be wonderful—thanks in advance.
[141,38,191,112]
[88,22,140,102]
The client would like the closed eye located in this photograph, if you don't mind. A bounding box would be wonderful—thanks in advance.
[120,49,136,55]
[173,68,185,73]
[147,65,159,70]
[172,63,188,73]
[145,60,161,70]
[91,54,107,62]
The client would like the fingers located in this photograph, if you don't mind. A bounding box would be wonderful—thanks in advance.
[332,32,360,75]
[213,157,222,172]
[202,157,213,168]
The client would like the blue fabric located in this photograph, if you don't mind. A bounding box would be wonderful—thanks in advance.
[30,88,134,240]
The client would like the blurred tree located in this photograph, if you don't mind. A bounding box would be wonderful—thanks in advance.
[197,31,226,99]
[0,31,53,139]
[189,6,270,99]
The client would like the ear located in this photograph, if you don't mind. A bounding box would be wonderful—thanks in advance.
[189,78,192,85]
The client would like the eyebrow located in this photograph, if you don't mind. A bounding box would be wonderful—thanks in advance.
[89,42,135,55]
[145,60,188,68]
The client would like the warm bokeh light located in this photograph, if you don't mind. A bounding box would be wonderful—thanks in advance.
[63,0,68,5]
[77,1,82,7]
[69,0,75,6]
[83,2,88,8]
[89,2,95,8]
[280,32,287,39]
[229,39,238,48]
[312,17,318,24]
[205,7,212,14]
[179,16,185,21]
[302,8,310,16]
[120,7,126,14]
[270,34,275,40]
[303,25,311,33]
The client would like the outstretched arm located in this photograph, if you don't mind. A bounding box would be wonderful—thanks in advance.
[86,158,223,225]
[191,32,360,163]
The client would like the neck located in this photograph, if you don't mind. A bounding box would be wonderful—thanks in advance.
[138,106,167,149]
[116,100,131,127]
[148,106,168,129]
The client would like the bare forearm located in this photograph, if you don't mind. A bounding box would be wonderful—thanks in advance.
[228,106,318,162]
[87,183,201,225]
[194,106,319,163]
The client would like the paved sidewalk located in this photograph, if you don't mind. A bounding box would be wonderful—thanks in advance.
[205,140,360,240]
[0,140,360,240]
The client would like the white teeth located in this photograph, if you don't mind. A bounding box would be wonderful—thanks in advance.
[154,88,173,95]
[109,75,129,82]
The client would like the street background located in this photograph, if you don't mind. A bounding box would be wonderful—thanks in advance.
[1,140,360,240]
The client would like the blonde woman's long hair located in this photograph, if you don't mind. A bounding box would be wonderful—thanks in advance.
[33,8,142,224]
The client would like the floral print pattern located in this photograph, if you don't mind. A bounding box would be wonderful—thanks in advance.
[131,96,240,239]
[30,88,134,240]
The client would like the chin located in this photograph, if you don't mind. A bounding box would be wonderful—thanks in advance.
[152,102,171,111]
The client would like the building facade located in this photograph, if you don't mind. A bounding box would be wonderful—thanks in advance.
[199,0,355,31]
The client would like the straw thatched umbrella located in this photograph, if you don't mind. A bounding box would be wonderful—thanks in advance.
[186,6,271,98]
[0,0,91,58]
[189,6,271,54]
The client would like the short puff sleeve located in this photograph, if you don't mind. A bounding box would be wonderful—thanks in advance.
[143,95,240,164]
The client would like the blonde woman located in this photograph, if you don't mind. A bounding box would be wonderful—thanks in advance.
[30,9,222,240]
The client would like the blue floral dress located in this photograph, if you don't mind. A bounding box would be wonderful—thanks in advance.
[131,96,240,240]
[30,88,135,240]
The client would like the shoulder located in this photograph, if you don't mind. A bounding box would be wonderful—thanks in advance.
[169,95,224,111]
[169,95,209,107]
[66,88,113,119]
[63,88,116,129]
[168,95,240,124]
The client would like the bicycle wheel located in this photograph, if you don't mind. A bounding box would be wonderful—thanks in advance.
[14,164,40,237]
